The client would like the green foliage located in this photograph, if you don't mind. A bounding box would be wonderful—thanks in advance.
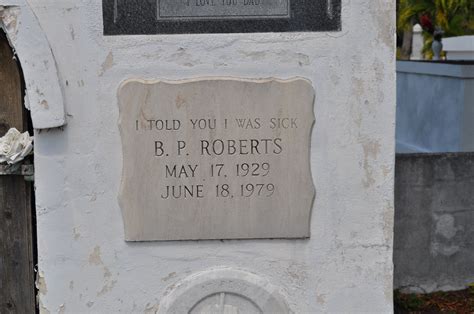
[398,0,473,59]
[398,0,432,31]
[398,0,473,35]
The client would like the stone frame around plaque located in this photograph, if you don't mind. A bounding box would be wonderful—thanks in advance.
[103,0,341,35]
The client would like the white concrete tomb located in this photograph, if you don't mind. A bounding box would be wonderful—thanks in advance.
[1,0,396,312]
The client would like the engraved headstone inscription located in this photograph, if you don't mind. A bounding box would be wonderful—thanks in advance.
[118,78,315,241]
[103,0,341,35]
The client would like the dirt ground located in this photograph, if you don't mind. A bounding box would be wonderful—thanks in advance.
[394,287,474,313]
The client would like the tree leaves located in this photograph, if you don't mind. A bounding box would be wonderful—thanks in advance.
[398,0,473,37]
[397,0,473,59]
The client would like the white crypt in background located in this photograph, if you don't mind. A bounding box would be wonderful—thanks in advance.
[443,35,474,61]
[410,24,474,61]
[399,29,474,154]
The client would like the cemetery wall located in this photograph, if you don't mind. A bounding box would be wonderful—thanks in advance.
[394,153,474,292]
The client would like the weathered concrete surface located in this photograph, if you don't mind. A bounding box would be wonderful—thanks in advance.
[5,0,395,312]
[394,153,474,292]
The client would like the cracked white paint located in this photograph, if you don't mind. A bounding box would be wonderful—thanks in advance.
[28,0,395,312]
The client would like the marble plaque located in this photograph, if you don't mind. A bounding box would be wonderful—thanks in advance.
[118,78,315,241]
[158,0,290,20]
[103,0,341,35]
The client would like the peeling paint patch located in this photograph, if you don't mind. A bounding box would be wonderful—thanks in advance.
[163,283,177,297]
[73,227,81,240]
[238,50,267,61]
[165,47,202,67]
[24,93,31,110]
[144,302,160,313]
[238,49,311,66]
[316,293,326,305]
[99,52,114,76]
[58,303,66,314]
[40,100,49,109]
[87,247,118,297]
[162,272,177,282]
[88,246,103,265]
[384,271,393,302]
[383,201,394,244]
[37,272,50,313]
[97,279,117,296]
[276,51,310,66]
[361,140,381,188]
[381,164,392,178]
[36,271,48,295]
[39,298,51,314]
[0,6,20,41]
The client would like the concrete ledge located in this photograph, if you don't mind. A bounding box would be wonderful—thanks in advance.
[444,35,474,61]
[397,61,474,79]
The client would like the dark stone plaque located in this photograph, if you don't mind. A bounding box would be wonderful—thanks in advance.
[103,0,341,35]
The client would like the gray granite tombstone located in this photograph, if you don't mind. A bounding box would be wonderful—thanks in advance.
[103,0,341,35]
